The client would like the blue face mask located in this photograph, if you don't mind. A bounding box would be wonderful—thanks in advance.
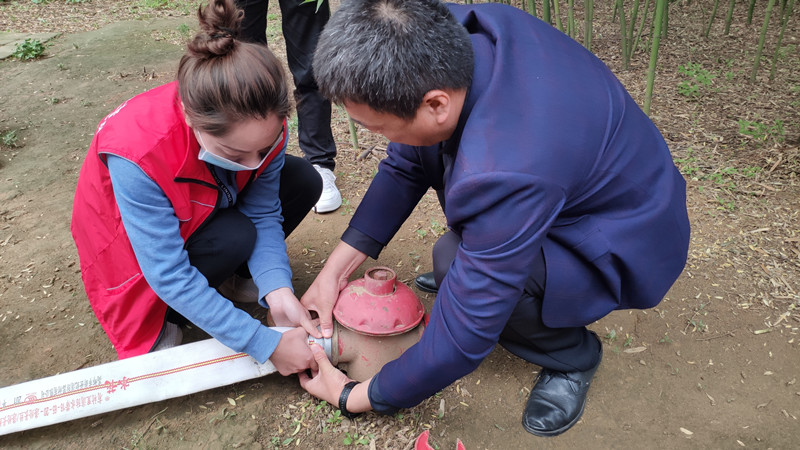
[197,147,268,171]
[195,130,281,172]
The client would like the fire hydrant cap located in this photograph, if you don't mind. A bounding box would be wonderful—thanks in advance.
[333,267,425,336]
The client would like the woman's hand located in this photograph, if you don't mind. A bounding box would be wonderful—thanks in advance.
[270,327,317,375]
[265,287,321,339]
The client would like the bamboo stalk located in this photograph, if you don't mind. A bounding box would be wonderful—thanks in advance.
[747,0,757,24]
[644,0,667,115]
[769,0,795,82]
[543,0,552,24]
[705,0,720,37]
[584,0,594,51]
[631,0,652,58]
[626,0,641,65]
[553,0,564,31]
[617,0,630,69]
[750,0,776,83]
[527,0,538,18]
[724,0,736,35]
[567,0,575,37]
[348,117,359,151]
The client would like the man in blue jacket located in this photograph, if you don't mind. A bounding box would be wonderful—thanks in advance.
[299,0,690,437]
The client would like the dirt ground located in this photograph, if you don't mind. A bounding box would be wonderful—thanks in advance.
[1,1,798,449]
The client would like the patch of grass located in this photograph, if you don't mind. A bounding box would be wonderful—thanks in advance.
[677,62,715,98]
[177,22,192,37]
[623,334,634,347]
[325,409,343,427]
[338,197,352,216]
[12,38,45,60]
[673,148,700,178]
[716,195,735,211]
[1,130,20,148]
[266,13,282,40]
[136,0,200,14]
[343,432,374,446]
[429,219,446,237]
[738,118,785,144]
[685,303,710,333]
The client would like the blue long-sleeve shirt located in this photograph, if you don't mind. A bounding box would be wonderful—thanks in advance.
[106,150,291,363]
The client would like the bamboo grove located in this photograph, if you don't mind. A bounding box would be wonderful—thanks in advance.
[345,0,795,150]
[467,0,796,115]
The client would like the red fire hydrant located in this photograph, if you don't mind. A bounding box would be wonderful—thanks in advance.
[330,267,427,381]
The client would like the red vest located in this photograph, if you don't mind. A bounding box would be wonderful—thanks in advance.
[71,82,284,358]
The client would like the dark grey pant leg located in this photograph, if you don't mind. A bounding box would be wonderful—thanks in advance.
[279,0,336,169]
[431,231,600,372]
[233,0,337,168]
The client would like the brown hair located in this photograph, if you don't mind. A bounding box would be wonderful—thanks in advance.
[177,0,290,136]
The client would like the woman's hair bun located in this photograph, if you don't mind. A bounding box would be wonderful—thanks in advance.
[188,0,244,57]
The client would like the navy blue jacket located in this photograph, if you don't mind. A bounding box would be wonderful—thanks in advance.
[343,3,690,412]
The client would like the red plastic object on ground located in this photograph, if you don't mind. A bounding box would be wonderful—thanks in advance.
[415,430,466,450]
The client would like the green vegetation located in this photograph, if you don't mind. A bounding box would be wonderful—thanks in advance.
[738,119,785,144]
[1,130,20,148]
[343,431,373,446]
[677,62,716,98]
[12,38,45,60]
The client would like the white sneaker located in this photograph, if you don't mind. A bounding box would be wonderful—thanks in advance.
[217,274,261,303]
[313,165,342,213]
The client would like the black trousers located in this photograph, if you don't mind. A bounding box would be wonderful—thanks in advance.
[184,154,321,290]
[234,0,337,170]
[431,230,601,373]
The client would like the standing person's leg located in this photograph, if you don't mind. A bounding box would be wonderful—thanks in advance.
[279,0,340,213]
[428,231,602,437]
[234,0,269,44]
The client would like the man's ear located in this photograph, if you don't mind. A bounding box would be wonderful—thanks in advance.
[421,90,452,125]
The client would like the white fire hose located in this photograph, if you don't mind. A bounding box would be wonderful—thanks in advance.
[0,328,331,436]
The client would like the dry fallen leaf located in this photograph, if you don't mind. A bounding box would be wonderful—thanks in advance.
[623,346,648,353]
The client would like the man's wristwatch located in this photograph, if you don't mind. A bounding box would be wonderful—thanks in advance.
[338,381,362,419]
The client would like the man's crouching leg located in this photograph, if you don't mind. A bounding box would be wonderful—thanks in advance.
[499,262,602,437]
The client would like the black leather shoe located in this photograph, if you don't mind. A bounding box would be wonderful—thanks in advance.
[414,271,438,293]
[522,346,602,437]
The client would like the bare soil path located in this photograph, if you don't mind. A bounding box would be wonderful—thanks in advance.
[1,1,798,449]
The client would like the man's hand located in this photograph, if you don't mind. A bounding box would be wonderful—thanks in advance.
[300,274,343,339]
[298,343,353,405]
[265,287,321,339]
[300,241,369,338]
[270,327,317,376]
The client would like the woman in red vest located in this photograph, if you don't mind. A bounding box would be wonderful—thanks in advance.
[71,0,322,375]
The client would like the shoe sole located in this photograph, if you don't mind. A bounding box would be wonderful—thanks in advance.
[313,204,341,214]
[521,398,587,437]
